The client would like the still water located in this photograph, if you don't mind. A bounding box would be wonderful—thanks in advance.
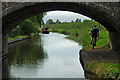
[8,32,85,78]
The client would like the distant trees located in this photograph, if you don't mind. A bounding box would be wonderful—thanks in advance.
[75,18,81,22]
[56,19,61,24]
[46,19,61,24]
[45,18,85,25]
[45,18,86,24]
[45,18,91,25]
[71,21,74,23]
[83,19,91,23]
[46,19,54,24]
[75,18,79,22]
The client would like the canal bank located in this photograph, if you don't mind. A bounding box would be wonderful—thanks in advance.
[8,34,38,45]
[80,49,120,79]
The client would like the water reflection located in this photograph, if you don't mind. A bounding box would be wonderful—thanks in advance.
[8,36,48,78]
[8,32,85,78]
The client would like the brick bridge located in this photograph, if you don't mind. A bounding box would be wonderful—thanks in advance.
[1,2,120,79]
[2,2,120,58]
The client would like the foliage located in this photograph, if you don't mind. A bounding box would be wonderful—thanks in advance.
[75,18,81,22]
[71,21,74,23]
[46,19,54,24]
[9,12,46,38]
[56,19,61,24]
[29,12,46,26]
[16,25,20,29]
[83,19,91,23]
[8,35,28,41]
[19,20,37,35]
[85,61,120,79]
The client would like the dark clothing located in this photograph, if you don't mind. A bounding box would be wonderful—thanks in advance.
[91,27,99,38]
[45,27,48,30]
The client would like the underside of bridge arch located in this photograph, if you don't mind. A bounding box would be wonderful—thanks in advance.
[2,2,120,56]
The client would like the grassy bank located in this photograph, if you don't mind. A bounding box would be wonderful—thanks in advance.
[45,20,110,50]
[8,35,28,41]
[8,33,39,41]
[85,61,120,79]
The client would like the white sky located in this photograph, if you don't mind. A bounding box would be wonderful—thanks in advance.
[43,10,91,23]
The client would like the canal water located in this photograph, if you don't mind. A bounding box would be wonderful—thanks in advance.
[8,32,85,78]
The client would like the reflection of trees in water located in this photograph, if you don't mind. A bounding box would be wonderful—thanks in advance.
[8,36,48,68]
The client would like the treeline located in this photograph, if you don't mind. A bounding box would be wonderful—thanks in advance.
[45,18,82,24]
[46,20,103,30]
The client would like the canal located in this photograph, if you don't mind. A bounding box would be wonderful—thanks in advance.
[8,32,85,78]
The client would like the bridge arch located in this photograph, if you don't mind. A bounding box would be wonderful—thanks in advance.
[2,2,120,56]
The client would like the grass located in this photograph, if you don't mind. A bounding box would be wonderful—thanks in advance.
[8,35,28,41]
[44,20,110,50]
[85,61,120,79]
[8,32,39,41]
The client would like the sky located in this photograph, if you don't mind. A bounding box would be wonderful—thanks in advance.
[43,10,91,24]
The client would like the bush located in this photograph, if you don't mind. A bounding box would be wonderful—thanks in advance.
[19,20,38,35]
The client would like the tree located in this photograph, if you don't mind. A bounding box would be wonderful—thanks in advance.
[75,18,81,22]
[46,19,54,24]
[15,12,46,36]
[71,21,74,23]
[29,12,46,27]
[79,19,81,22]
[75,18,79,22]
[19,20,38,35]
[36,13,46,26]
[56,19,61,24]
